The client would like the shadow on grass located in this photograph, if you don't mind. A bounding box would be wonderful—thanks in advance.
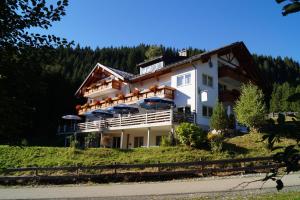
[222,142,249,155]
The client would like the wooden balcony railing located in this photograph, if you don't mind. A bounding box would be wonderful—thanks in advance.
[78,85,175,115]
[83,79,121,98]
[58,109,195,134]
[218,66,249,83]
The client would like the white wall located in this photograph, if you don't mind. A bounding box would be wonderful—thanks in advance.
[195,55,219,128]
[131,73,171,91]
[171,66,196,111]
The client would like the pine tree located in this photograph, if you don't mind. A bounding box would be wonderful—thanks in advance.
[210,102,228,131]
[234,84,267,131]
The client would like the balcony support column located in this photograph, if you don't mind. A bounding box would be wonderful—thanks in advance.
[147,127,150,148]
[120,130,124,149]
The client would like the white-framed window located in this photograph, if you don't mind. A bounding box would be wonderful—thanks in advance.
[202,105,213,117]
[202,74,213,87]
[200,90,208,102]
[176,73,191,87]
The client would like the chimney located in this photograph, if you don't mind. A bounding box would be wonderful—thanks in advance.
[178,49,187,57]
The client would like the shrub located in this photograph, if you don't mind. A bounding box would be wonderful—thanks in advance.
[210,101,228,130]
[207,130,224,152]
[175,123,206,147]
[234,83,267,131]
[70,136,80,149]
[161,135,172,147]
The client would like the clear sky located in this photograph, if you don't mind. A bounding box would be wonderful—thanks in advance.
[38,0,300,62]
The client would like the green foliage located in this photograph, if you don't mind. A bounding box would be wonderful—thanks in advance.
[276,0,300,16]
[270,82,300,112]
[69,135,80,149]
[0,0,71,145]
[145,45,162,60]
[234,83,267,130]
[0,133,297,170]
[210,101,228,130]
[85,132,99,148]
[175,123,206,147]
[160,135,172,147]
[207,132,224,152]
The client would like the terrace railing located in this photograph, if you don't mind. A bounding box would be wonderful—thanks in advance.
[58,110,195,134]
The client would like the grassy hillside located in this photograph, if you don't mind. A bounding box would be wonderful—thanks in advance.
[0,133,296,169]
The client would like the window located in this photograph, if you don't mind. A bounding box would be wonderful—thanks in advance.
[134,137,144,148]
[202,105,213,117]
[201,90,208,102]
[202,74,213,87]
[177,106,191,114]
[112,137,121,148]
[156,136,162,146]
[177,73,191,87]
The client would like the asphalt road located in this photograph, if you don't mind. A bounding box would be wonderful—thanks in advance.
[0,173,299,200]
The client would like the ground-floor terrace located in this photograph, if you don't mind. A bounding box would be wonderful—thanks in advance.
[59,109,194,149]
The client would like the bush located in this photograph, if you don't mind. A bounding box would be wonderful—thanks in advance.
[175,123,206,147]
[69,135,80,149]
[210,101,228,130]
[207,131,224,152]
[160,135,172,147]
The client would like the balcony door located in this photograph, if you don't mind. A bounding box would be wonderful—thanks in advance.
[134,137,144,148]
[112,137,121,148]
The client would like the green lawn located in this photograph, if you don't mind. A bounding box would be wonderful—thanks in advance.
[0,133,296,169]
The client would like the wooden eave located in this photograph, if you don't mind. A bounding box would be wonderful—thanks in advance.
[75,63,127,97]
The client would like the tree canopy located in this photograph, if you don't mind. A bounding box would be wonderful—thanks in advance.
[276,0,300,16]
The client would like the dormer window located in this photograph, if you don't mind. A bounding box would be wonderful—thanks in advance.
[140,61,164,75]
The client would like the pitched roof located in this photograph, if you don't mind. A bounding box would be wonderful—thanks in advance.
[130,41,262,86]
[107,67,135,80]
[75,63,134,96]
[75,41,262,96]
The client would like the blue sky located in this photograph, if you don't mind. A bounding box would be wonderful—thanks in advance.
[39,0,300,61]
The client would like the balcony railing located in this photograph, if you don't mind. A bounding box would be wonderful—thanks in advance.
[83,79,121,98]
[78,85,175,115]
[218,66,249,83]
[58,109,195,134]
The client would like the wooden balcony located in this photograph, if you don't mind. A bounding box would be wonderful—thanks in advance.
[83,79,121,98]
[78,85,175,115]
[59,109,195,134]
[218,66,250,83]
[219,89,240,103]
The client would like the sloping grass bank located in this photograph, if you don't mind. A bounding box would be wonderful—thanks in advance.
[0,133,296,169]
